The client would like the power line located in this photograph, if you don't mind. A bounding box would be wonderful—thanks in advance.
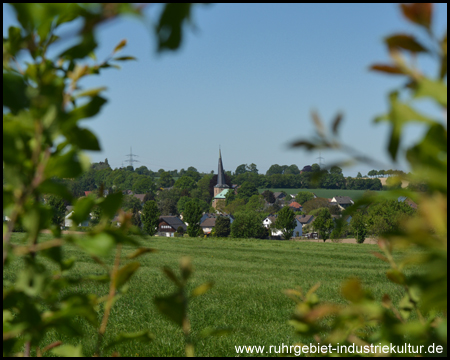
[316,151,325,168]
[124,147,139,168]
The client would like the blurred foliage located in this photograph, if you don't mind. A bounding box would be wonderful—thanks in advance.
[3,3,208,357]
[289,3,446,355]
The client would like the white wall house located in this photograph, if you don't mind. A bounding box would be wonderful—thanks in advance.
[263,216,303,238]
[64,211,90,228]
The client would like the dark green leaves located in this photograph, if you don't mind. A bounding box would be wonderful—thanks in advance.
[97,192,123,219]
[115,262,140,290]
[154,292,186,327]
[385,34,427,53]
[104,330,154,351]
[59,33,97,61]
[156,3,192,51]
[66,96,107,123]
[3,73,29,113]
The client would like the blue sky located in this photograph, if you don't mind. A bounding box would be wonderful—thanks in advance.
[3,4,447,176]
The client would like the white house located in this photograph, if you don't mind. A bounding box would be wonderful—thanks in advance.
[64,211,90,228]
[263,215,303,238]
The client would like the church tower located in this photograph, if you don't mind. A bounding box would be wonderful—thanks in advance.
[213,149,230,209]
[214,148,229,196]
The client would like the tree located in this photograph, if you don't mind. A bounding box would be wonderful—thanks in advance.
[236,181,259,202]
[246,195,265,212]
[157,188,181,215]
[132,176,156,194]
[215,216,231,237]
[284,164,300,175]
[122,195,142,213]
[330,166,343,175]
[247,163,258,174]
[302,197,329,214]
[174,175,196,192]
[367,169,377,178]
[311,163,321,173]
[261,190,276,204]
[312,208,334,242]
[350,211,367,243]
[184,200,203,237]
[356,172,362,178]
[294,191,314,205]
[46,195,67,228]
[142,200,160,236]
[230,211,268,239]
[235,164,247,175]
[266,164,283,176]
[158,171,175,188]
[273,206,296,240]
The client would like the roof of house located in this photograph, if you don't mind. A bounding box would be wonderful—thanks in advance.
[66,205,74,213]
[273,192,286,199]
[398,196,418,209]
[265,215,277,223]
[133,194,146,202]
[159,216,187,230]
[214,188,233,199]
[333,196,353,204]
[295,214,314,224]
[289,201,302,209]
[200,217,216,228]
[84,191,92,196]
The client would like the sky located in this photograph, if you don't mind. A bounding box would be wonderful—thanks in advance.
[3,4,447,176]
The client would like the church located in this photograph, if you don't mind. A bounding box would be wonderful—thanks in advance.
[212,149,233,209]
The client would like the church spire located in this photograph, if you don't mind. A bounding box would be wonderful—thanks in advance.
[215,147,228,188]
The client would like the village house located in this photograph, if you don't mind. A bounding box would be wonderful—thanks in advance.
[263,215,303,239]
[331,196,354,210]
[158,216,187,237]
[296,214,315,227]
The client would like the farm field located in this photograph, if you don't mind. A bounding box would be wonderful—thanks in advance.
[258,188,377,201]
[5,233,411,357]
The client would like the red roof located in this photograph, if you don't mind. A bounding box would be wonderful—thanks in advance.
[84,191,92,196]
[289,201,302,209]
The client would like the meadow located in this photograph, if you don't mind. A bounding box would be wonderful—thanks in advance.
[5,233,411,356]
[258,188,377,201]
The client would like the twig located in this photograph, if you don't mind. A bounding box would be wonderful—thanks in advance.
[96,244,122,356]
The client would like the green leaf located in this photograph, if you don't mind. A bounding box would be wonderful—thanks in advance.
[44,149,84,178]
[97,192,123,219]
[6,26,23,56]
[113,56,137,61]
[59,33,97,60]
[386,269,406,285]
[3,73,29,113]
[74,87,107,98]
[66,127,101,151]
[115,262,140,289]
[413,77,447,108]
[191,281,214,297]
[199,327,233,338]
[105,330,154,350]
[70,197,96,225]
[75,233,115,257]
[398,293,414,320]
[162,266,182,287]
[156,3,192,51]
[66,95,107,123]
[38,179,73,202]
[385,34,428,53]
[400,3,432,30]
[126,247,157,259]
[113,39,127,53]
[51,344,83,357]
[154,292,185,327]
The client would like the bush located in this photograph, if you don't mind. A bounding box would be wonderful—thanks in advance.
[215,216,231,237]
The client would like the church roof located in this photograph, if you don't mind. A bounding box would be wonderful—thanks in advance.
[214,188,233,199]
[215,148,229,188]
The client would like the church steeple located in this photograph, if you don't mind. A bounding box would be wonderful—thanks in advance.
[215,147,229,188]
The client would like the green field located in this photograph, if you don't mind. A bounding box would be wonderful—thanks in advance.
[258,188,377,201]
[5,234,410,356]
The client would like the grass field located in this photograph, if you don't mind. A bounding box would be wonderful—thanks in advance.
[258,188,377,201]
[5,233,412,356]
